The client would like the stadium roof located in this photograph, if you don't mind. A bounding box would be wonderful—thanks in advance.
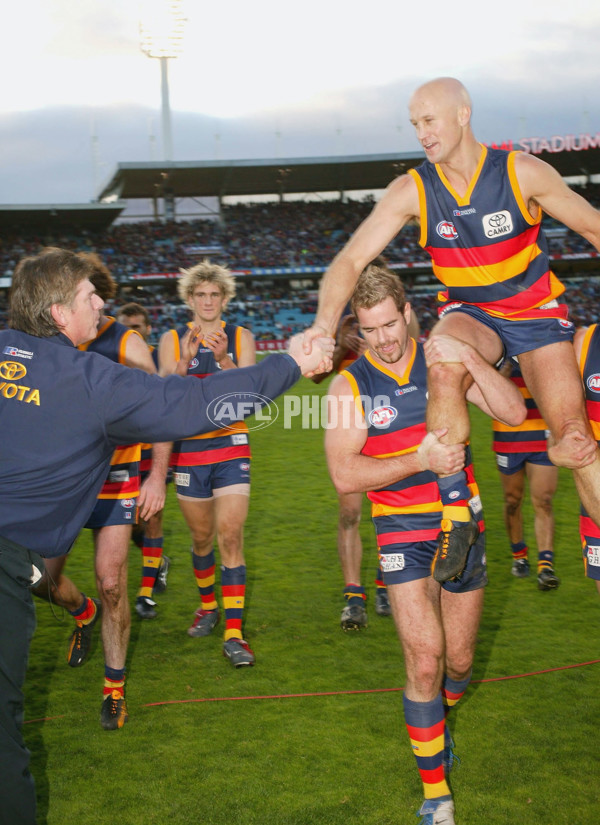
[0,202,126,232]
[2,143,600,234]
[96,153,423,202]
[96,145,600,204]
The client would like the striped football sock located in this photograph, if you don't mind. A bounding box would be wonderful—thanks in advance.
[103,666,126,699]
[438,472,472,524]
[403,694,452,802]
[511,541,528,560]
[192,549,218,611]
[538,550,554,574]
[344,583,366,607]
[69,594,97,625]
[137,536,163,599]
[221,565,246,642]
[442,672,471,749]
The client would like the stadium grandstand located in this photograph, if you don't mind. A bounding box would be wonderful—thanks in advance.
[2,144,600,344]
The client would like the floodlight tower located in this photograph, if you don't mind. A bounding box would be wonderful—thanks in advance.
[139,1,187,162]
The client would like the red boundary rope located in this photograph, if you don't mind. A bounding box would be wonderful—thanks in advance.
[142,658,600,708]
[25,658,600,723]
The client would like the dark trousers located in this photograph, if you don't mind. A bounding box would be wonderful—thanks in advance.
[0,535,44,825]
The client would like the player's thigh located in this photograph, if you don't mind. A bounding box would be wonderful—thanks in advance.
[214,487,250,533]
[177,495,216,542]
[525,461,558,504]
[499,464,526,506]
[430,310,503,364]
[387,576,444,662]
[94,524,132,581]
[519,342,587,433]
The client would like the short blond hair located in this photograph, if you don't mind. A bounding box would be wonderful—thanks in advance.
[177,260,236,304]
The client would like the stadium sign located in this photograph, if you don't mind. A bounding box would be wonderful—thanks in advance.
[488,133,600,155]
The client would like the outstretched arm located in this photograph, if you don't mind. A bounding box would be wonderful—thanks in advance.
[304,174,421,370]
[424,334,526,426]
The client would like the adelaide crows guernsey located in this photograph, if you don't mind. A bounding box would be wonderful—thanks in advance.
[78,317,141,499]
[140,345,159,476]
[408,145,566,320]
[492,359,548,454]
[341,340,483,547]
[577,324,600,566]
[168,321,251,467]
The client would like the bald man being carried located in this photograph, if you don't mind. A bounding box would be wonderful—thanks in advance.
[306,76,600,590]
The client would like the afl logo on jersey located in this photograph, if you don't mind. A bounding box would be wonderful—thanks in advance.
[586,373,600,393]
[369,406,398,429]
[189,357,199,368]
[436,221,458,240]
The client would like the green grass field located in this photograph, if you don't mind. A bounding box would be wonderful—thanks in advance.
[26,376,600,825]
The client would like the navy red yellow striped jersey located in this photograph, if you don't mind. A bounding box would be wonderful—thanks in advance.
[140,344,159,473]
[578,324,600,554]
[579,324,600,446]
[168,321,251,467]
[492,360,548,453]
[408,146,566,320]
[78,317,141,499]
[341,341,483,544]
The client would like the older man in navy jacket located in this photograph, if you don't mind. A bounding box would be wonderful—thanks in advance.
[0,247,332,825]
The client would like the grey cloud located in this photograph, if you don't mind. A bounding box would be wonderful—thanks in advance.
[1,73,598,205]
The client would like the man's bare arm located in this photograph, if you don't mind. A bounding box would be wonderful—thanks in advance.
[309,174,421,341]
[138,442,171,521]
[516,152,600,251]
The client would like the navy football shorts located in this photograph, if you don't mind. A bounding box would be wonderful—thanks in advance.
[495,450,554,475]
[377,523,487,592]
[439,301,574,358]
[173,459,251,499]
[84,496,138,529]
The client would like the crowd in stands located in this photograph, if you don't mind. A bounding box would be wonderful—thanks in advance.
[2,188,600,338]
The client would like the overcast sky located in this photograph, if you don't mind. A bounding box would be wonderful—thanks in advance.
[1,0,599,204]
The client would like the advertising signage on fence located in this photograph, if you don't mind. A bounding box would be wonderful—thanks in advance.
[128,249,597,282]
